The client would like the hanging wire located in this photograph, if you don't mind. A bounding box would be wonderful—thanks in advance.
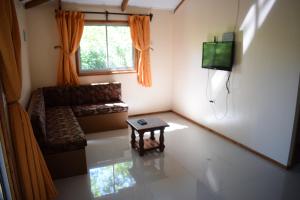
[206,69,231,120]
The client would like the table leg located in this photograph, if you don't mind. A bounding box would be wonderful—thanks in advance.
[159,128,165,152]
[131,128,136,148]
[150,130,155,140]
[139,132,144,156]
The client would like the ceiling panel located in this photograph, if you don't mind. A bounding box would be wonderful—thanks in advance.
[129,0,181,10]
[62,0,181,10]
[63,0,123,6]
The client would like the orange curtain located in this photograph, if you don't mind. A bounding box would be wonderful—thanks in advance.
[55,10,85,86]
[128,16,152,87]
[0,0,57,199]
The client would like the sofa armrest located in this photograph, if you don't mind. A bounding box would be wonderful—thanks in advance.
[27,88,47,145]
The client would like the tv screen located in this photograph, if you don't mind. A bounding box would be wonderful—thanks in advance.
[202,41,234,71]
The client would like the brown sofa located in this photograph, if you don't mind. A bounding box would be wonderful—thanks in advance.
[27,82,128,179]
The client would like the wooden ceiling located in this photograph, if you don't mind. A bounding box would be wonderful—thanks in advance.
[20,0,50,9]
[21,0,186,13]
[121,0,129,11]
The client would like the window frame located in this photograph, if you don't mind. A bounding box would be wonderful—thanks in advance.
[76,20,136,76]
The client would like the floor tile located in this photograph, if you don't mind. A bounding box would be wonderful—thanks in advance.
[55,112,300,200]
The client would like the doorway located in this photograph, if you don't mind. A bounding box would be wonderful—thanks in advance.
[293,116,300,165]
[289,74,300,168]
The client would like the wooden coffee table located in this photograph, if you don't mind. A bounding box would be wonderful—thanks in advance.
[126,118,169,156]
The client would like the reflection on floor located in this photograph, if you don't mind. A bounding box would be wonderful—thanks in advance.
[55,112,300,200]
[90,161,135,198]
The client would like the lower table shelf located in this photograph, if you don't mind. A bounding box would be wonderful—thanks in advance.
[134,139,160,151]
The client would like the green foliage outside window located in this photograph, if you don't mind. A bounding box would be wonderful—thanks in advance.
[79,25,134,72]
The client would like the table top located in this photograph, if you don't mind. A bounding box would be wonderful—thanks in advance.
[127,118,169,132]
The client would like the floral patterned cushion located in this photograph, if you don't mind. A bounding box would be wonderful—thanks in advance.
[29,82,126,154]
[44,107,87,154]
[72,102,128,117]
[27,89,47,145]
[43,86,71,107]
[70,83,122,105]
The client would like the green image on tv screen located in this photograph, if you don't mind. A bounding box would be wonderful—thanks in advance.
[202,42,233,69]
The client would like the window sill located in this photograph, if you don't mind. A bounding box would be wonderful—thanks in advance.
[78,69,136,76]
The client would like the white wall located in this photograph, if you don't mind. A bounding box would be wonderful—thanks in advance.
[26,2,173,115]
[172,0,300,166]
[15,0,32,107]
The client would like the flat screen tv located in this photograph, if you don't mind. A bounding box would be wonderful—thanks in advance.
[202,41,234,71]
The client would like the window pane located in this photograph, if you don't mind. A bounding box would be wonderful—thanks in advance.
[107,26,133,69]
[80,25,107,71]
[78,24,134,74]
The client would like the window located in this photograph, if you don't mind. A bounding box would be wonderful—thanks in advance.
[77,21,135,75]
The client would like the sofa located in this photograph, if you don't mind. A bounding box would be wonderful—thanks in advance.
[27,82,128,179]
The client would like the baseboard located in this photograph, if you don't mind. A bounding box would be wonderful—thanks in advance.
[172,111,288,169]
[129,110,172,117]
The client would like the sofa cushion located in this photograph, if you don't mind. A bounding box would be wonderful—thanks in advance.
[72,102,128,117]
[44,107,86,154]
[43,86,71,107]
[70,82,121,105]
[27,89,47,144]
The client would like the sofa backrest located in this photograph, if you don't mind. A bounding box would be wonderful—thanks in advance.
[27,88,47,144]
[43,86,71,107]
[42,82,122,107]
[70,82,121,105]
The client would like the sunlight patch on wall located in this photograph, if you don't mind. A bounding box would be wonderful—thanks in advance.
[211,71,228,94]
[206,168,219,193]
[258,0,276,28]
[203,113,241,126]
[239,0,276,54]
[240,5,256,54]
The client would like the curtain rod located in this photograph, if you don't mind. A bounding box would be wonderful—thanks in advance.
[56,9,153,21]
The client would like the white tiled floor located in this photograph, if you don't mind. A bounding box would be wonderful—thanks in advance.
[55,112,300,200]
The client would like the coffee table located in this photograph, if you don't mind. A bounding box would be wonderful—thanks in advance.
[126,118,169,156]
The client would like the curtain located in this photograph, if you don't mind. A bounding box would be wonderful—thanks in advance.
[0,81,21,200]
[128,16,152,87]
[55,10,85,86]
[0,0,57,199]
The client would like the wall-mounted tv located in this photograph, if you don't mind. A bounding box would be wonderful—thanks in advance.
[202,41,234,71]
